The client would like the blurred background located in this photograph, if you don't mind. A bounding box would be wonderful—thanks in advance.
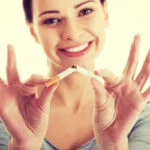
[0,0,149,88]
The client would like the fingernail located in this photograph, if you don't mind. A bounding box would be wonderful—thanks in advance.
[147,49,150,61]
[135,34,141,42]
[7,44,15,55]
[51,83,58,91]
[7,44,14,49]
[91,78,99,86]
[94,70,99,75]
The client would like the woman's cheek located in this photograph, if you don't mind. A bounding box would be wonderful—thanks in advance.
[88,16,106,52]
[38,29,59,55]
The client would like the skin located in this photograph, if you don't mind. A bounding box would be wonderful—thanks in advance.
[0,45,58,150]
[30,0,108,71]
[0,0,150,150]
[92,35,150,149]
[28,0,108,109]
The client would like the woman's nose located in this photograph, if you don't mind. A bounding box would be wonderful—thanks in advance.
[61,20,82,41]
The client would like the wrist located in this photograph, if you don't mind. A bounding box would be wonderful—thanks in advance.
[94,133,128,150]
[100,138,128,150]
[9,138,42,150]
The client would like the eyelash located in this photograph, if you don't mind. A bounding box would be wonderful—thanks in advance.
[78,8,94,17]
[42,8,94,25]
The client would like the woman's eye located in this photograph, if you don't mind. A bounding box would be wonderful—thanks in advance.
[43,18,61,25]
[78,8,93,16]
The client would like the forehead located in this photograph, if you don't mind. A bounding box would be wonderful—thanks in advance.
[32,0,98,14]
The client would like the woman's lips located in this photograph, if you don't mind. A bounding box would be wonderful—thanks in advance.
[58,41,93,57]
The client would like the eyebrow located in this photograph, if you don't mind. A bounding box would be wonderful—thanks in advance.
[38,0,96,17]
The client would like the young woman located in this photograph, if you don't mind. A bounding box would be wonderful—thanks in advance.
[0,0,150,149]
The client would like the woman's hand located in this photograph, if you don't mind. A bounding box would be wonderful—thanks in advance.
[0,45,57,150]
[91,35,150,149]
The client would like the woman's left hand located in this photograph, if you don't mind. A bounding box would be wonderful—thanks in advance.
[91,35,150,145]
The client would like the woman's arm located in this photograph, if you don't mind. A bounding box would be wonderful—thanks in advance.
[94,101,150,150]
[94,134,128,150]
[0,120,41,150]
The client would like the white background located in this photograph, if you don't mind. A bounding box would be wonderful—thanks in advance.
[0,0,150,88]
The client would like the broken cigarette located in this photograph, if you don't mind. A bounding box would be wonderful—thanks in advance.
[45,66,76,87]
[45,65,104,87]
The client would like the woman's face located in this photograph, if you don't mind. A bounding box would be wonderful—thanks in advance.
[30,0,108,71]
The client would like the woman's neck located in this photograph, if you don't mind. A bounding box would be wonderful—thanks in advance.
[51,72,95,114]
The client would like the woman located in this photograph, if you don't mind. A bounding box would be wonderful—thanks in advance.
[0,0,150,149]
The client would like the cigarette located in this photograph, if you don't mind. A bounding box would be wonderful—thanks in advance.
[76,65,104,84]
[45,66,76,87]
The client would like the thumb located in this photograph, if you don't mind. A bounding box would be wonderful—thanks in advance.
[91,78,108,110]
[95,69,119,87]
[36,83,58,110]
[24,74,49,98]
[24,74,49,86]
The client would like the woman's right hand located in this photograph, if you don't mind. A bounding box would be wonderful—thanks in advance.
[0,45,57,150]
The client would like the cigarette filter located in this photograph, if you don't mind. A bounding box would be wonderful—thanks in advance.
[45,67,76,87]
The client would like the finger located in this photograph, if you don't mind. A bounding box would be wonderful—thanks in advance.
[91,78,108,110]
[6,44,20,85]
[24,74,49,86]
[136,49,150,91]
[13,83,37,97]
[0,78,6,95]
[36,83,58,110]
[122,34,141,78]
[24,74,49,98]
[142,86,150,101]
[0,78,6,88]
[95,69,118,86]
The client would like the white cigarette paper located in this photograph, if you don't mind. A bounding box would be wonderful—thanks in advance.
[76,66,104,84]
[45,65,104,87]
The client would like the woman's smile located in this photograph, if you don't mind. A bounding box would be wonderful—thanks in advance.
[58,40,94,57]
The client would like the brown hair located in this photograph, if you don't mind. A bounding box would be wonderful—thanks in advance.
[23,0,106,23]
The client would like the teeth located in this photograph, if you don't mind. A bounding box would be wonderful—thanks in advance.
[64,43,88,52]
